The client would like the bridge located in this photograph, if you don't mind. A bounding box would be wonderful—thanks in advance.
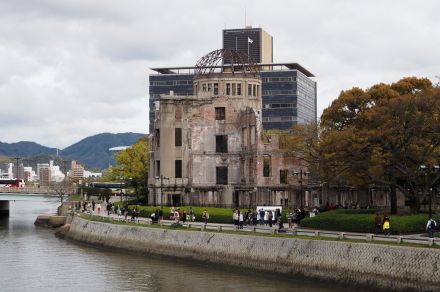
[0,187,74,217]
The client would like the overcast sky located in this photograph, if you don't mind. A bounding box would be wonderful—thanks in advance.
[1,0,439,149]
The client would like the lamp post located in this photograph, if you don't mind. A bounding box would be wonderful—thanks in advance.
[293,169,310,207]
[420,164,440,219]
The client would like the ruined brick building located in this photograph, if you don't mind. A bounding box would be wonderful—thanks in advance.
[148,49,308,208]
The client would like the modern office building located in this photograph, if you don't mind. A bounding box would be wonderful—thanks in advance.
[149,27,316,133]
[223,26,273,64]
[149,63,316,132]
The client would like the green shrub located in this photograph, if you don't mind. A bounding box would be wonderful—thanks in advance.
[301,209,438,234]
[124,206,279,224]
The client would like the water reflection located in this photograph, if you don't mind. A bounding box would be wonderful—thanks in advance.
[0,195,361,292]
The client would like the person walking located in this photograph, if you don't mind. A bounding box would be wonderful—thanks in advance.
[189,206,194,222]
[239,211,244,229]
[158,208,164,221]
[233,210,239,230]
[92,200,96,212]
[174,208,180,223]
[182,210,187,224]
[259,209,265,225]
[374,213,382,235]
[268,210,273,228]
[97,203,101,215]
[426,217,437,238]
[202,209,209,224]
[383,215,390,236]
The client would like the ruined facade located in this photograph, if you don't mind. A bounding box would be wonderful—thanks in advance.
[148,49,308,208]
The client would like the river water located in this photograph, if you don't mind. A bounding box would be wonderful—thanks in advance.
[0,195,361,292]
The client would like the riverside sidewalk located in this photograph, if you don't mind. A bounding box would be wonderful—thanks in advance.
[84,206,438,247]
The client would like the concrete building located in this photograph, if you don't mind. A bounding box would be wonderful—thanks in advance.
[149,27,316,133]
[148,49,307,208]
[69,160,85,180]
[37,163,51,186]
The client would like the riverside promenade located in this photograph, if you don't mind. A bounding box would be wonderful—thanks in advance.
[87,207,438,247]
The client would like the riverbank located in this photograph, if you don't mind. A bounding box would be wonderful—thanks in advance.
[63,215,440,291]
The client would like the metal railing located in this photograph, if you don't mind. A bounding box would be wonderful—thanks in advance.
[82,214,438,247]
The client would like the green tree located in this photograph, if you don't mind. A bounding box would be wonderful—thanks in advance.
[101,136,149,201]
[320,77,440,213]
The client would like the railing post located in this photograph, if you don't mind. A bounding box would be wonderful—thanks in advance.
[252,227,256,232]
[366,234,373,242]
[217,226,222,232]
[292,227,297,235]
[187,223,191,229]
[201,225,206,231]
[396,236,402,244]
[314,231,320,237]
[428,238,434,247]
[339,232,345,240]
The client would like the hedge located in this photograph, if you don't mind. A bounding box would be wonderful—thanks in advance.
[124,205,257,224]
[301,209,439,235]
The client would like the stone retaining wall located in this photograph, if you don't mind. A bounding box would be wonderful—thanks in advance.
[66,216,440,291]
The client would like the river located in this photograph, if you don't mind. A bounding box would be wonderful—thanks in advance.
[0,195,362,292]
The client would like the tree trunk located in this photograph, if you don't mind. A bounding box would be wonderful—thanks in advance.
[390,185,397,214]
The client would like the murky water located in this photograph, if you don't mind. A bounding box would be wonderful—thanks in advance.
[0,194,362,292]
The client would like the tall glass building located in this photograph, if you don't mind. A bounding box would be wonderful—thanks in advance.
[149,63,316,132]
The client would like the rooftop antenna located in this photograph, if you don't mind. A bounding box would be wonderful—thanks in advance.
[244,4,247,27]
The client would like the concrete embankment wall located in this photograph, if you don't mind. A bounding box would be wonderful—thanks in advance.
[66,216,440,291]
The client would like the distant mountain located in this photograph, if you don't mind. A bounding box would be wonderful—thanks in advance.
[0,132,145,171]
[0,141,57,157]
[61,132,145,170]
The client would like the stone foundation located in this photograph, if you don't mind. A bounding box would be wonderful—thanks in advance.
[65,216,440,291]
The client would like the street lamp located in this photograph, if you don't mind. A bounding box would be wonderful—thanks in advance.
[155,175,169,208]
[293,169,310,207]
[420,164,440,219]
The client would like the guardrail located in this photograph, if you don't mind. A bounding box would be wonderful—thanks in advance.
[0,187,54,194]
[82,213,439,247]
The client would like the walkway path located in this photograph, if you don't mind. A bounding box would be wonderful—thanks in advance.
[82,205,438,247]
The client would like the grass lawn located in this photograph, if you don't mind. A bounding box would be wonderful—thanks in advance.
[301,209,439,235]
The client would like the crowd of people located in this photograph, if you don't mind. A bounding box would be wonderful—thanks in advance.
[75,200,437,238]
[149,206,209,225]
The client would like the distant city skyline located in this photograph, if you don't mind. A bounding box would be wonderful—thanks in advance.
[0,0,439,148]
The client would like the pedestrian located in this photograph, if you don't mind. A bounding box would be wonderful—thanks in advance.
[97,203,101,215]
[268,210,273,228]
[189,206,194,222]
[92,200,95,212]
[239,211,244,229]
[202,209,209,224]
[426,217,437,238]
[158,208,163,221]
[383,215,390,236]
[182,210,187,224]
[233,210,239,230]
[259,209,265,225]
[374,213,382,235]
[252,211,257,226]
[288,212,293,228]
[170,206,175,220]
[174,208,180,223]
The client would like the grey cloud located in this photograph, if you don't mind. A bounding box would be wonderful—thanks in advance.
[1,0,439,148]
